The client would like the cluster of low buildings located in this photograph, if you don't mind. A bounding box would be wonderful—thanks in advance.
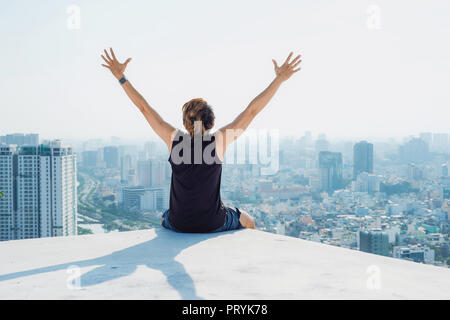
[220,133,450,267]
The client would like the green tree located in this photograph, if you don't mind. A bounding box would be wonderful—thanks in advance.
[77,226,93,235]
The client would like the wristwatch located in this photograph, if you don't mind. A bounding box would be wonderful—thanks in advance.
[119,76,127,84]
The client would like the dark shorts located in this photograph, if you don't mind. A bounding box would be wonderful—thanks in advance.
[161,207,243,233]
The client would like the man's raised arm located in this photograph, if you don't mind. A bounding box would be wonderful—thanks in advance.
[215,52,302,160]
[101,48,176,151]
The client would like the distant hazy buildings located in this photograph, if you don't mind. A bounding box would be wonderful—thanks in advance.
[315,139,329,153]
[0,133,39,146]
[103,146,119,169]
[419,132,450,153]
[432,133,449,153]
[354,172,380,194]
[120,155,133,183]
[0,141,77,241]
[297,131,312,149]
[358,230,389,256]
[442,164,448,177]
[319,151,343,193]
[399,138,429,163]
[407,163,424,181]
[353,141,373,179]
[143,141,157,159]
[137,160,170,188]
[419,132,432,146]
[82,150,100,168]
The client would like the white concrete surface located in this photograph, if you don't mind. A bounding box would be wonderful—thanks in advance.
[0,228,449,299]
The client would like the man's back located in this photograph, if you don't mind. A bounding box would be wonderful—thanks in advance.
[168,131,226,232]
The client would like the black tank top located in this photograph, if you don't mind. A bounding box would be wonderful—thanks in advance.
[168,130,226,232]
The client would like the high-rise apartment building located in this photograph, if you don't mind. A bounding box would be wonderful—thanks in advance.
[120,155,133,183]
[0,146,16,241]
[353,141,373,179]
[0,140,77,241]
[103,146,119,169]
[319,151,343,193]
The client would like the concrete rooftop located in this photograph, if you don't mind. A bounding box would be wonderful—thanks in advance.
[0,228,449,299]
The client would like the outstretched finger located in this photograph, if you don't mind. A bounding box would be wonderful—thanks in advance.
[103,49,113,63]
[284,52,293,65]
[124,57,132,67]
[110,48,117,61]
[293,67,301,73]
[291,60,302,69]
[272,59,279,70]
[101,55,111,65]
[101,64,110,69]
[290,55,301,66]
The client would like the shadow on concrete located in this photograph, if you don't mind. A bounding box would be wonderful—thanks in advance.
[0,228,237,299]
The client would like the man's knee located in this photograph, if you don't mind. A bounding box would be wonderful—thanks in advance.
[239,209,255,229]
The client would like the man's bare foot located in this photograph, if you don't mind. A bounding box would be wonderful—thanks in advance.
[239,209,255,229]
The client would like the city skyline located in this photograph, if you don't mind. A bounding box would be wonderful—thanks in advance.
[0,130,449,268]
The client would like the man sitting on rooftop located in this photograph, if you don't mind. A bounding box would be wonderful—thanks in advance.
[101,48,301,233]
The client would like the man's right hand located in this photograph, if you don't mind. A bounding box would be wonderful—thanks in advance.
[101,48,132,80]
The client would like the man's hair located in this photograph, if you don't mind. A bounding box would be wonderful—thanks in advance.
[182,98,215,136]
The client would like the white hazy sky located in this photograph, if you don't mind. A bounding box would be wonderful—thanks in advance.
[1,0,449,141]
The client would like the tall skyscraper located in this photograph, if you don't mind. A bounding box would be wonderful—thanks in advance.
[120,155,133,183]
[0,140,77,241]
[0,145,16,241]
[319,151,343,193]
[137,160,152,187]
[103,146,119,169]
[353,141,373,179]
